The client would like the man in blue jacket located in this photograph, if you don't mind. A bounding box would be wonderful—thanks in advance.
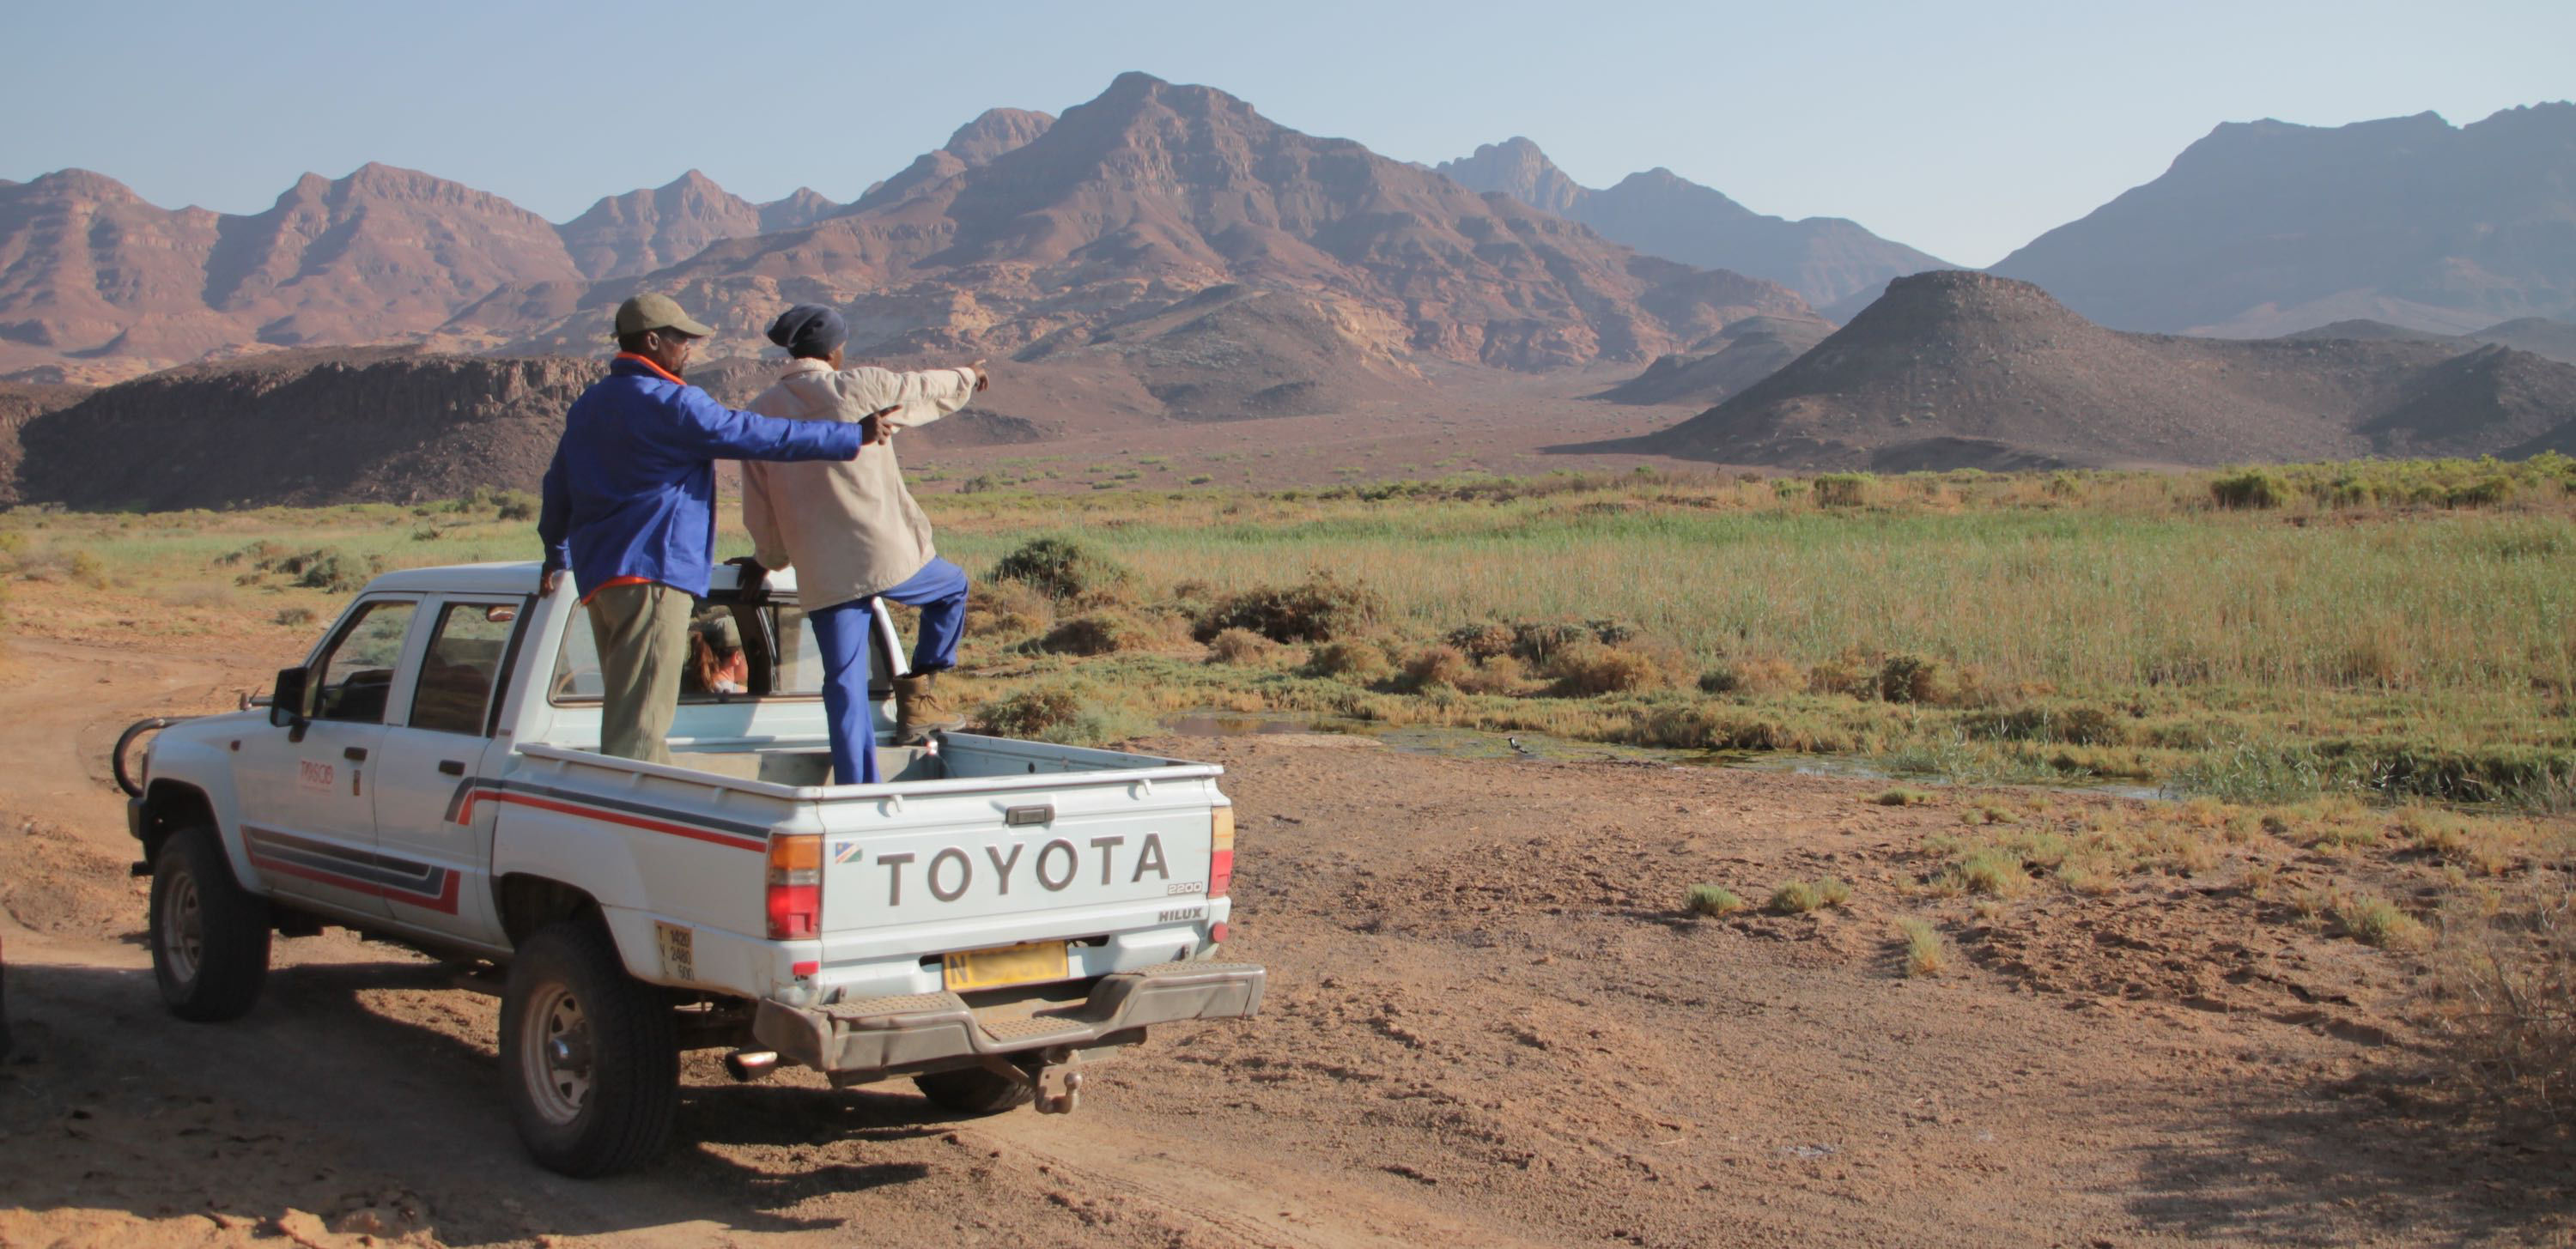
[538,294,870,764]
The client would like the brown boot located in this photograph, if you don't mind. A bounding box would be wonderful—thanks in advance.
[893,670,967,745]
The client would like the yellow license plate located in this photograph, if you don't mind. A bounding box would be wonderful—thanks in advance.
[941,941,1070,991]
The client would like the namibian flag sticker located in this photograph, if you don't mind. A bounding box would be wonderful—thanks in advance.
[831,841,861,864]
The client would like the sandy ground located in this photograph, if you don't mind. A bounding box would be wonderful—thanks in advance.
[2,630,2571,1248]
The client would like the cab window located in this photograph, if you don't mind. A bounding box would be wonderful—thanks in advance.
[410,602,521,735]
[548,598,866,705]
[311,600,417,724]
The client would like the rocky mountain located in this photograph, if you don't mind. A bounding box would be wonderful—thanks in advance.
[463,74,1814,410]
[1591,314,1834,406]
[0,164,581,383]
[0,170,232,373]
[1989,104,2576,337]
[1437,137,1951,310]
[1610,270,2576,470]
[853,108,1056,212]
[557,170,836,280]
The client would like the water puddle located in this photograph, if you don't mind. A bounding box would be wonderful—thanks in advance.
[1158,709,2163,799]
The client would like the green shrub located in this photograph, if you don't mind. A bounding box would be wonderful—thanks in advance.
[1206,628,1273,664]
[1194,573,1382,643]
[973,686,1141,744]
[1548,640,1682,695]
[1303,639,1394,684]
[1877,653,1958,705]
[1895,918,1947,977]
[1768,879,1847,913]
[1685,884,1746,917]
[493,489,539,521]
[1401,644,1474,690]
[2211,468,2289,509]
[1811,473,1876,507]
[992,537,1130,601]
[2332,894,2426,949]
[1034,611,1139,656]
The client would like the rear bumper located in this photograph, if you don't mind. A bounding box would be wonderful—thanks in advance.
[753,959,1266,1075]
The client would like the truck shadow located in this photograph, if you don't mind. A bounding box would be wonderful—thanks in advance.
[0,958,999,1244]
[2111,1070,2573,1244]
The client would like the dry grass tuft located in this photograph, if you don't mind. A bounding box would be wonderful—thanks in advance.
[1895,918,1947,977]
[2426,882,2576,1122]
[1769,877,1850,914]
[2331,892,2428,949]
[1684,884,1746,918]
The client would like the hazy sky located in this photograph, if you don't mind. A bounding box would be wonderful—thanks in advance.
[8,0,2570,267]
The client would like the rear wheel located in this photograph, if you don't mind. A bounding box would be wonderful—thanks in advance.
[499,919,677,1177]
[149,827,270,1022]
[914,1064,1036,1115]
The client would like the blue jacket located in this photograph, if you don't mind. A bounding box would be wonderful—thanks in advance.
[539,356,866,597]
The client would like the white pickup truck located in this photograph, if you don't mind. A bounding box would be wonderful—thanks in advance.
[116,561,1263,1176]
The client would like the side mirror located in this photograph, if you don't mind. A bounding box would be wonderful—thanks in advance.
[269,668,310,729]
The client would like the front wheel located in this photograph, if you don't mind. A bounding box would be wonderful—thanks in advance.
[149,828,270,1022]
[499,919,678,1177]
[914,1064,1036,1115]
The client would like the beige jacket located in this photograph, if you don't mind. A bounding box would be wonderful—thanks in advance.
[742,360,980,609]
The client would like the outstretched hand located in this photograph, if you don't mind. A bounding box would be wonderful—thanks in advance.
[969,360,991,393]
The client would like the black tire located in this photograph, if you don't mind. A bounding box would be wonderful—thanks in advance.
[499,919,678,1177]
[914,1064,1036,1115]
[149,827,271,1022]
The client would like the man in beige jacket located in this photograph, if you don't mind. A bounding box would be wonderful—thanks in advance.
[739,304,987,785]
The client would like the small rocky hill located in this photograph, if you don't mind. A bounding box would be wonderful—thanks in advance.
[15,350,600,510]
[1592,315,1833,406]
[1613,271,2576,470]
[0,381,91,505]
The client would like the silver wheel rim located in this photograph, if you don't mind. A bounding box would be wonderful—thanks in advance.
[519,982,592,1126]
[161,870,203,985]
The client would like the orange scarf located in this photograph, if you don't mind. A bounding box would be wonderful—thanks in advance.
[614,351,685,385]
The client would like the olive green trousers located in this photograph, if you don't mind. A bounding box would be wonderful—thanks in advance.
[586,581,690,765]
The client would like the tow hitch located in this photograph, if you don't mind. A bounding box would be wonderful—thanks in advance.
[980,1053,1084,1114]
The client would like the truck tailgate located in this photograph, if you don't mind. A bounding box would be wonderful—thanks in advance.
[816,769,1222,958]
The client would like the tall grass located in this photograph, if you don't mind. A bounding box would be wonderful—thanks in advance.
[11,459,2573,797]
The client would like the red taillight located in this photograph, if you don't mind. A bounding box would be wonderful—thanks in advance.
[1208,807,1234,900]
[766,835,821,940]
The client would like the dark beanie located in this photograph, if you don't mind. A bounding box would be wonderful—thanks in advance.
[765,304,847,359]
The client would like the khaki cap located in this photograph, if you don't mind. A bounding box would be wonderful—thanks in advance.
[614,293,714,339]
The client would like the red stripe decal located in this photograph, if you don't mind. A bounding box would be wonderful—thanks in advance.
[244,846,462,915]
[488,792,767,852]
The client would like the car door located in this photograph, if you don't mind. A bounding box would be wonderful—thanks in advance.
[232,596,422,921]
[368,595,532,943]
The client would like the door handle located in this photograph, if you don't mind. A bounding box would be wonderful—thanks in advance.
[343,746,369,761]
[437,760,467,776]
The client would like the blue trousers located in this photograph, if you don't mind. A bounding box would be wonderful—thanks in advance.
[809,557,970,785]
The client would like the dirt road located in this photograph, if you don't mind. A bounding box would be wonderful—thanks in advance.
[2,636,2567,1248]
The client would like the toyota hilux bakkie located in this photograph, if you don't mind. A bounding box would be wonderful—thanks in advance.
[116,561,1263,1176]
